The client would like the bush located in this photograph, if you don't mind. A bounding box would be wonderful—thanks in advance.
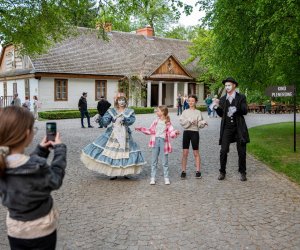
[39,107,154,120]
[196,105,207,112]
[129,107,154,114]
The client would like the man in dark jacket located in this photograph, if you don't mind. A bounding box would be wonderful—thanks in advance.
[213,77,250,181]
[78,92,93,128]
[97,96,111,128]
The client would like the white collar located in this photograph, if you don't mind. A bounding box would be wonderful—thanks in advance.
[226,91,236,100]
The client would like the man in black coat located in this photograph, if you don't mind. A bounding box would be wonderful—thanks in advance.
[78,92,93,128]
[213,77,250,181]
[97,96,111,128]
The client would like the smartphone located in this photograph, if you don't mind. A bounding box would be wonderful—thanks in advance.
[46,122,57,142]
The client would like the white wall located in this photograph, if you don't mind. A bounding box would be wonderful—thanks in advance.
[107,80,118,106]
[165,83,173,106]
[38,78,119,110]
[177,83,184,96]
[197,84,205,105]
[30,78,39,97]
[0,79,25,101]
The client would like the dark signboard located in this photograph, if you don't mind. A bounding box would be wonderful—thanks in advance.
[265,85,295,97]
[265,85,297,152]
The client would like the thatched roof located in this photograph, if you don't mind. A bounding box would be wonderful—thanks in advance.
[1,27,198,79]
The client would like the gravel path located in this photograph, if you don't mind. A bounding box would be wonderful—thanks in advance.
[0,112,299,250]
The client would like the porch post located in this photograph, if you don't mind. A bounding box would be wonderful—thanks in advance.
[147,80,151,107]
[158,81,163,106]
[173,82,178,108]
[184,82,188,96]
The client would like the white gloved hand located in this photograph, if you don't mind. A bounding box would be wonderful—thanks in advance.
[227,106,237,117]
[229,106,237,113]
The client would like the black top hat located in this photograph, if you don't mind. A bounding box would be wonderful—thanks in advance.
[222,77,238,87]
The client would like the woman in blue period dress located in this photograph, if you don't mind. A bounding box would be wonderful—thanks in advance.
[81,95,146,179]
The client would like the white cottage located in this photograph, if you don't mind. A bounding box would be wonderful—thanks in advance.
[0,26,205,110]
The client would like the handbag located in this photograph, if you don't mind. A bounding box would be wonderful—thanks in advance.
[93,114,100,123]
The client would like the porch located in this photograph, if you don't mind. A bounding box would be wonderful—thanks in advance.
[146,81,197,108]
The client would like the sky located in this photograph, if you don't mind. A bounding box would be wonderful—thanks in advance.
[178,0,206,27]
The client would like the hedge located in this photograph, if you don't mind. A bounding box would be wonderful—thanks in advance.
[39,107,155,120]
[196,105,207,112]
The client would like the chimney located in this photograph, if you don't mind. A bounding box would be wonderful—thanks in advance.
[136,25,154,37]
[96,22,112,32]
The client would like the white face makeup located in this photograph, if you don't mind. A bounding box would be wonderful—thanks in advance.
[118,99,126,107]
[225,82,234,93]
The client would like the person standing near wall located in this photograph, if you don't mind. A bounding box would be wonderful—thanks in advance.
[205,94,213,117]
[32,96,41,120]
[78,92,93,128]
[177,93,183,116]
[11,93,21,107]
[97,96,111,128]
[22,96,31,110]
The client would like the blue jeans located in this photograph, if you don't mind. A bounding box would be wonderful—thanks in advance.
[80,110,91,127]
[151,137,169,178]
[207,105,211,116]
[177,105,182,116]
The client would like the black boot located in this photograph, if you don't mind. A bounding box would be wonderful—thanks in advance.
[218,172,226,180]
[240,173,247,181]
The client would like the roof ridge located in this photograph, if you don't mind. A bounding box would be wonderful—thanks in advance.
[76,27,191,44]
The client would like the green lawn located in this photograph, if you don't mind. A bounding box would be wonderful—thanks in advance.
[248,122,300,185]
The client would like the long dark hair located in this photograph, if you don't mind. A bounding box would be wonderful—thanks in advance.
[0,106,34,177]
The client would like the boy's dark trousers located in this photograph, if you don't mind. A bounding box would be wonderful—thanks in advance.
[8,230,56,250]
[219,127,246,174]
[80,110,91,127]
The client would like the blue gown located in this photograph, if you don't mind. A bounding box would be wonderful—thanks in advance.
[81,108,146,176]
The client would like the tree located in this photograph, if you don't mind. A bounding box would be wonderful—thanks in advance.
[0,0,97,56]
[163,25,198,41]
[63,0,98,28]
[195,0,300,91]
[187,27,224,95]
[98,0,193,36]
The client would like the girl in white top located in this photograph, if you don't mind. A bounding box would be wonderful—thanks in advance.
[179,95,208,179]
[136,106,180,185]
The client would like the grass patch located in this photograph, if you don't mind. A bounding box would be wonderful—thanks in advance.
[248,122,300,184]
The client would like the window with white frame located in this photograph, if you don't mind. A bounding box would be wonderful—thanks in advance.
[95,80,107,100]
[25,79,30,98]
[54,79,68,101]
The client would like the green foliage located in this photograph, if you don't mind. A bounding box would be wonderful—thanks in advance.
[163,25,198,41]
[129,107,155,114]
[119,75,147,107]
[248,122,300,185]
[39,110,98,120]
[62,0,98,28]
[196,105,207,112]
[39,107,154,119]
[0,0,97,56]
[245,89,268,104]
[97,4,132,32]
[187,28,223,94]
[195,0,300,91]
[98,0,193,36]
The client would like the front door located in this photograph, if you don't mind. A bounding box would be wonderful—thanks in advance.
[151,84,158,106]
